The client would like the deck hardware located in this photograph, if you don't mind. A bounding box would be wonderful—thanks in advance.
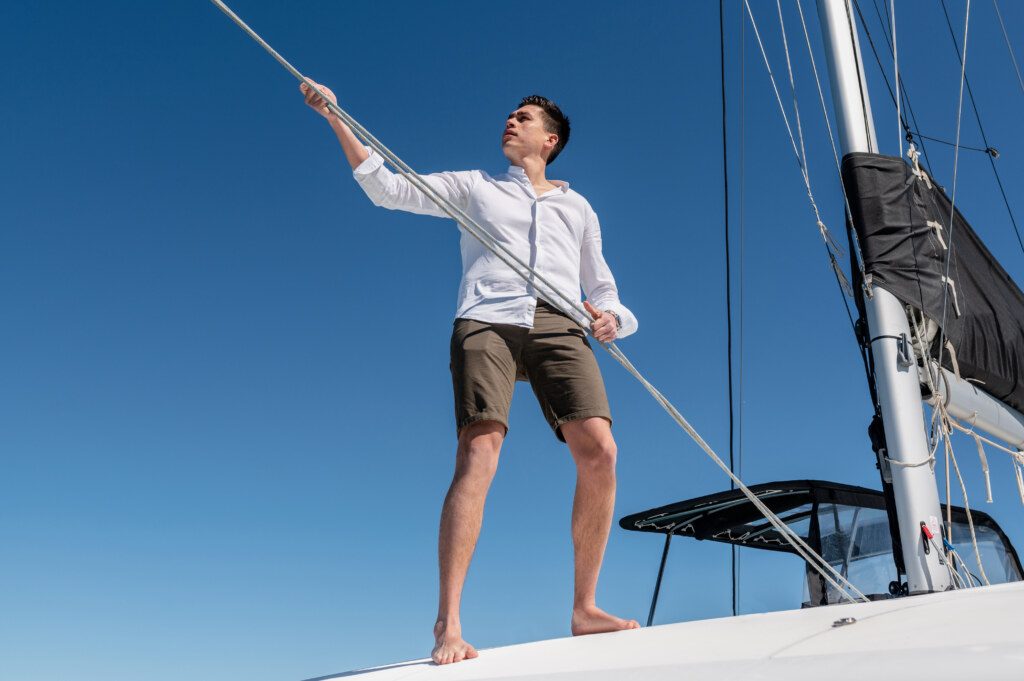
[832,617,857,628]
[868,333,913,369]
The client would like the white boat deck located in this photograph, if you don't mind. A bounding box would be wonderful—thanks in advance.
[312,580,1024,680]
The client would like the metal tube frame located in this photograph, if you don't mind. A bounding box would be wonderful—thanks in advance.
[647,533,673,627]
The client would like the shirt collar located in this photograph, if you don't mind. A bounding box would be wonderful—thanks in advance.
[506,165,570,193]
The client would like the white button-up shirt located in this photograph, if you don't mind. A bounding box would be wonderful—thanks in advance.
[352,151,638,338]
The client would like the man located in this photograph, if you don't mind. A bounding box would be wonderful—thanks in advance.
[301,82,640,665]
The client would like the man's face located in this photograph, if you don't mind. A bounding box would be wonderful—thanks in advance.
[502,105,557,163]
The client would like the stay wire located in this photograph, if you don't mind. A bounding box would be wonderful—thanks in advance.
[719,0,738,619]
[891,0,902,158]
[992,0,1024,97]
[939,0,1024,258]
[906,131,997,157]
[935,0,972,406]
[737,0,746,614]
[210,0,869,605]
[793,0,875,402]
[853,0,934,173]
[775,0,857,311]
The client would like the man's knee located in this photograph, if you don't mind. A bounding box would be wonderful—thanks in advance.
[454,420,504,480]
[564,418,617,469]
[578,437,617,470]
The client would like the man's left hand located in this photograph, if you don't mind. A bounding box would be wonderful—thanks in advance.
[584,301,617,343]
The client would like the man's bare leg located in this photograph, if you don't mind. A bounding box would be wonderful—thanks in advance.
[561,417,640,636]
[432,420,504,664]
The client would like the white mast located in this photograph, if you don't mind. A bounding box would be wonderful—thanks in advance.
[815,0,951,593]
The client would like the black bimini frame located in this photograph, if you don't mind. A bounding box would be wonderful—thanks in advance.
[619,479,1022,624]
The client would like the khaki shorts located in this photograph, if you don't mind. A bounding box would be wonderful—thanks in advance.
[450,300,612,442]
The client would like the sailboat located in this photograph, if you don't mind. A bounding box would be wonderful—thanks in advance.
[206,0,1024,677]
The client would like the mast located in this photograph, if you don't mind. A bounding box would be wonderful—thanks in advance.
[815,0,951,593]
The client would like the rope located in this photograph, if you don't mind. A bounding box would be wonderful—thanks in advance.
[940,414,991,585]
[210,0,870,605]
[890,0,902,159]
[992,0,1024,97]
[852,0,934,173]
[793,0,880,417]
[906,131,997,157]
[746,0,853,301]
[935,0,972,397]
[737,0,747,614]
[938,0,1024,259]
[718,0,738,618]
[774,0,848,281]
[794,0,869,294]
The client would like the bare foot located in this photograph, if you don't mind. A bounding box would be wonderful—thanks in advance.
[571,605,640,636]
[432,620,479,665]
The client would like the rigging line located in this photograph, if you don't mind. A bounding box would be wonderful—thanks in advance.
[891,0,902,158]
[775,0,856,306]
[992,0,1024,97]
[744,1,803,169]
[756,0,868,397]
[936,0,972,402]
[793,0,873,345]
[746,0,850,298]
[907,131,996,156]
[872,0,914,135]
[776,1,811,195]
[737,0,746,614]
[865,0,910,141]
[719,0,738,619]
[946,410,1024,457]
[794,0,867,287]
[939,412,992,585]
[211,0,870,604]
[740,4,873,598]
[602,342,869,602]
[939,0,1024,258]
[852,0,935,173]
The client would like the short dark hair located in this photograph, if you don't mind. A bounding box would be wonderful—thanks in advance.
[518,95,570,165]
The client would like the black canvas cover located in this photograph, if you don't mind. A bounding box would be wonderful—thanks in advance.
[841,152,1024,414]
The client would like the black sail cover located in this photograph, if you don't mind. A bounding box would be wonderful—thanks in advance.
[841,152,1024,414]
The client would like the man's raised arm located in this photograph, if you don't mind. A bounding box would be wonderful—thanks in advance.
[301,80,368,170]
[300,80,475,218]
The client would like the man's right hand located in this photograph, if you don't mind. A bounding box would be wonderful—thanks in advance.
[299,79,369,170]
[300,79,338,120]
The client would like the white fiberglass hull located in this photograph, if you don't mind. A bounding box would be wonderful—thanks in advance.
[314,580,1024,680]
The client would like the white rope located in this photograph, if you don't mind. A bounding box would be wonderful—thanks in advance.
[756,0,851,295]
[940,419,991,585]
[942,406,1024,510]
[793,0,867,293]
[912,303,991,587]
[973,432,993,503]
[887,456,936,469]
[210,0,870,604]
[936,0,972,380]
[947,544,983,586]
[928,533,966,589]
[944,404,1024,458]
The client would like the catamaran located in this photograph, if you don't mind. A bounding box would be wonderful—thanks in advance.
[210,0,1024,677]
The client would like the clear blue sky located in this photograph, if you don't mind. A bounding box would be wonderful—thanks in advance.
[3,2,1024,680]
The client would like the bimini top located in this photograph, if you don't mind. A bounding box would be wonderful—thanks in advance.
[618,479,1020,570]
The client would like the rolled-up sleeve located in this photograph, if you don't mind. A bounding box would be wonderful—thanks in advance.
[580,205,638,338]
[353,148,476,218]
